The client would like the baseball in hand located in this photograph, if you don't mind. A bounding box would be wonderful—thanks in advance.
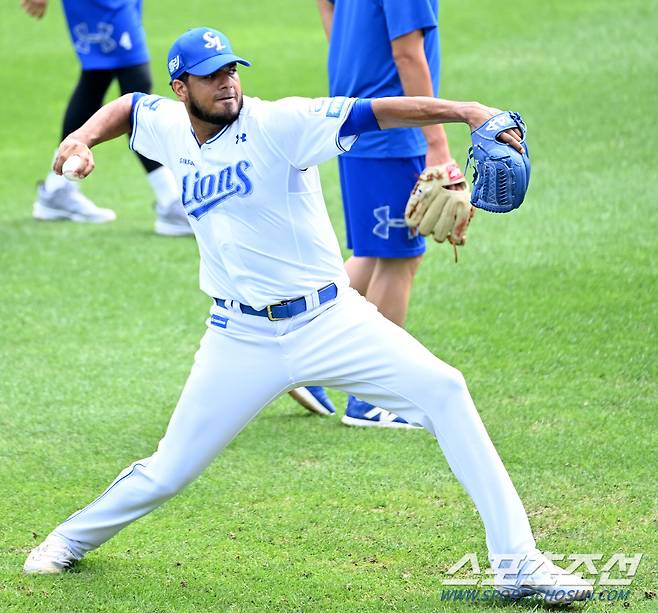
[62,155,84,182]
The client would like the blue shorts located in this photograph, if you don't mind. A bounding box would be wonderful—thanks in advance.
[338,156,426,258]
[62,0,149,70]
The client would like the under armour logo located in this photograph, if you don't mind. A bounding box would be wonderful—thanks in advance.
[203,31,226,51]
[73,22,116,54]
[372,206,413,240]
[235,133,247,144]
[484,115,509,132]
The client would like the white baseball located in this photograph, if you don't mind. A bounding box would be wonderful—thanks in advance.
[62,155,84,182]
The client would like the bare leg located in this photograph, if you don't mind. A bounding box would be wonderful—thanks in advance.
[342,254,424,427]
[344,255,376,296]
[364,255,423,325]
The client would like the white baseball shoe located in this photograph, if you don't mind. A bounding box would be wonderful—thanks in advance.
[33,182,116,223]
[24,533,81,574]
[154,199,193,236]
[494,550,594,604]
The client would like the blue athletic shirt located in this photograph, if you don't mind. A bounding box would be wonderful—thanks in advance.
[327,0,440,158]
[62,0,149,70]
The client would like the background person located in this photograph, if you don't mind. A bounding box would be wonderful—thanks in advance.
[302,0,470,427]
[21,0,191,235]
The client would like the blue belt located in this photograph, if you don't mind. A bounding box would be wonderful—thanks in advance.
[214,283,338,321]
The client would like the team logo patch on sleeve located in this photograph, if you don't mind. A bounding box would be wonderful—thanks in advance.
[326,97,347,118]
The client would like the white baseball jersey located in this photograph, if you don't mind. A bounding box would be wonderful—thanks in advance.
[129,94,358,309]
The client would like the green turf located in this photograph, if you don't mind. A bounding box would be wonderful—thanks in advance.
[1,0,656,611]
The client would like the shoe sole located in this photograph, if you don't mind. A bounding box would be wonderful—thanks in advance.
[33,201,116,224]
[154,219,194,237]
[23,563,69,575]
[341,415,423,429]
[288,389,335,416]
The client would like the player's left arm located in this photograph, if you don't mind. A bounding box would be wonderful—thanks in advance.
[371,97,524,153]
[391,29,451,167]
[316,0,334,41]
[53,94,133,178]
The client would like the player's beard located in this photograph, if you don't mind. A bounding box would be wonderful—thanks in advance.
[188,92,243,127]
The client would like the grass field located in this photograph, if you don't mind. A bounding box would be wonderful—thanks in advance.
[1,0,656,611]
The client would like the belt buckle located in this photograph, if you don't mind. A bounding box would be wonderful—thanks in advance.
[266,301,287,321]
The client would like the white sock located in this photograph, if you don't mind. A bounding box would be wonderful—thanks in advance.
[43,149,71,193]
[147,166,180,209]
[44,170,70,193]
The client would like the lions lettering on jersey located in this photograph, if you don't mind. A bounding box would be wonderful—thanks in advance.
[182,161,253,219]
[129,93,357,309]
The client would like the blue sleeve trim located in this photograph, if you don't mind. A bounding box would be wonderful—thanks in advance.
[390,22,437,42]
[384,0,438,41]
[339,99,380,137]
[129,92,146,151]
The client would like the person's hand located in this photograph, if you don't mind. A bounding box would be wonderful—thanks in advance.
[465,103,524,154]
[405,160,474,257]
[468,111,530,213]
[20,0,48,19]
[53,138,95,179]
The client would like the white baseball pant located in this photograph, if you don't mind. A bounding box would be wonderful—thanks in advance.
[54,287,536,558]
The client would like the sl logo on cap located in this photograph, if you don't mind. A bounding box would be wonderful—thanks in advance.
[168,55,181,74]
[203,31,226,51]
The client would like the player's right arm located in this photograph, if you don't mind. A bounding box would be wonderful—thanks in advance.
[391,29,452,167]
[53,94,133,178]
[316,0,334,40]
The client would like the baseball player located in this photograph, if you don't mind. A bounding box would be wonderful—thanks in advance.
[297,0,470,427]
[23,27,592,604]
[21,0,191,235]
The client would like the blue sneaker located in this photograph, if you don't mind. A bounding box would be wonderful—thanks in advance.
[288,386,336,416]
[341,395,422,429]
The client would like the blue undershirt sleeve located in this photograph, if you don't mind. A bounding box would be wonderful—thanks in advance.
[339,98,381,137]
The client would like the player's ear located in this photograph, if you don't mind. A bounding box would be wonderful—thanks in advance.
[171,78,188,102]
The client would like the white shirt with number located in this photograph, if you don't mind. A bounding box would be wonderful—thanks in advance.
[129,94,357,310]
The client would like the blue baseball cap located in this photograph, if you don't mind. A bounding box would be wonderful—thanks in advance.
[167,27,251,82]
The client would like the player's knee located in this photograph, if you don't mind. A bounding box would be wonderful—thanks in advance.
[405,254,423,277]
[143,467,192,500]
[444,366,468,396]
[378,255,422,275]
[152,476,188,500]
[424,363,468,404]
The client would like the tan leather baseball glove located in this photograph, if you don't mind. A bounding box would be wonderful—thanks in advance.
[404,161,474,256]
